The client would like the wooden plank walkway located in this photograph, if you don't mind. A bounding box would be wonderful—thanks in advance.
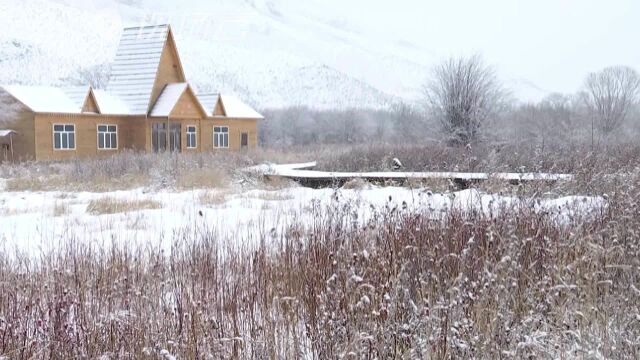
[257,162,574,188]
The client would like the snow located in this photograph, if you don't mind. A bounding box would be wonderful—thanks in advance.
[0,0,404,110]
[61,86,91,109]
[197,93,218,114]
[0,185,603,257]
[219,95,264,119]
[0,130,17,137]
[150,83,189,117]
[197,93,263,119]
[263,165,574,182]
[1,85,81,113]
[92,90,131,115]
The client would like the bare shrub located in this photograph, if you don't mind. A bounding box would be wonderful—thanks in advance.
[582,66,640,135]
[424,54,508,145]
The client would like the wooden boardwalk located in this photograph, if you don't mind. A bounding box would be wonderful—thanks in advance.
[256,162,574,188]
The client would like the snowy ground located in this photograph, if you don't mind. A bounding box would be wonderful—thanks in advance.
[0,179,604,257]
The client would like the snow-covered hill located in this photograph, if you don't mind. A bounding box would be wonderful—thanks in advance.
[0,0,426,109]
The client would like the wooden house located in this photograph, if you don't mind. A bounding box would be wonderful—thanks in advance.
[0,24,263,161]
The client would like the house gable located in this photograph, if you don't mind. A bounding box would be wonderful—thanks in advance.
[149,27,186,114]
[213,96,226,116]
[82,89,100,113]
[170,86,206,119]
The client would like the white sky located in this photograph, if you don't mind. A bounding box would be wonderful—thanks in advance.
[319,0,640,95]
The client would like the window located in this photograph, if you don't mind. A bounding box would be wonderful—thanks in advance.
[169,123,181,152]
[241,132,248,148]
[186,126,197,148]
[97,125,117,150]
[152,123,167,152]
[53,124,75,150]
[214,126,229,148]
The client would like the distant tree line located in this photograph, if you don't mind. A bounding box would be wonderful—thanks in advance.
[260,56,640,149]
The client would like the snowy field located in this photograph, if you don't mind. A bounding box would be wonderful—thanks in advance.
[0,178,604,257]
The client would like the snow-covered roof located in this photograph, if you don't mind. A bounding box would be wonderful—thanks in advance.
[61,86,91,109]
[1,85,82,113]
[0,130,17,137]
[150,83,188,117]
[197,93,263,119]
[220,95,264,119]
[198,94,218,113]
[107,24,170,114]
[93,90,131,115]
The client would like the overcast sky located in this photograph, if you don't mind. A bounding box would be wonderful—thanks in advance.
[324,0,640,95]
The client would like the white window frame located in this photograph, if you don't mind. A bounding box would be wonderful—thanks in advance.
[213,126,229,149]
[52,124,76,151]
[97,124,118,150]
[186,125,197,149]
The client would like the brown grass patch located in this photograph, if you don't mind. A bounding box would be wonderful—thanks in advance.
[52,202,70,217]
[5,176,67,192]
[176,168,230,190]
[199,189,233,206]
[86,197,163,215]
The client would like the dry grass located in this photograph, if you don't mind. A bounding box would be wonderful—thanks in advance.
[0,172,638,358]
[341,178,372,190]
[52,201,70,217]
[2,142,640,193]
[199,189,234,206]
[86,197,163,215]
[176,167,230,190]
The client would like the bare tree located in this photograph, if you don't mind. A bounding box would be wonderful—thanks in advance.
[62,63,111,89]
[582,66,640,135]
[424,54,506,145]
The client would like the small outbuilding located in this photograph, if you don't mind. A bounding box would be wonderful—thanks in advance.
[0,130,17,162]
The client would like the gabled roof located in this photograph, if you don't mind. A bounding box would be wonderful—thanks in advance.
[150,83,207,117]
[1,85,82,113]
[150,83,187,116]
[107,24,173,115]
[93,90,131,115]
[219,95,264,119]
[197,93,263,119]
[0,130,17,137]
[198,94,218,114]
[61,86,91,109]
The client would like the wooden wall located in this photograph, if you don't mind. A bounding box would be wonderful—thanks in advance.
[33,114,146,161]
[1,100,36,161]
[26,113,257,161]
[170,90,204,119]
[149,32,186,113]
[201,118,258,151]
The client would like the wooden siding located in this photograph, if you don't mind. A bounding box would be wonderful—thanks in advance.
[82,91,100,113]
[149,31,186,113]
[201,118,258,151]
[1,100,36,161]
[34,114,145,160]
[169,88,205,119]
[213,98,225,116]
